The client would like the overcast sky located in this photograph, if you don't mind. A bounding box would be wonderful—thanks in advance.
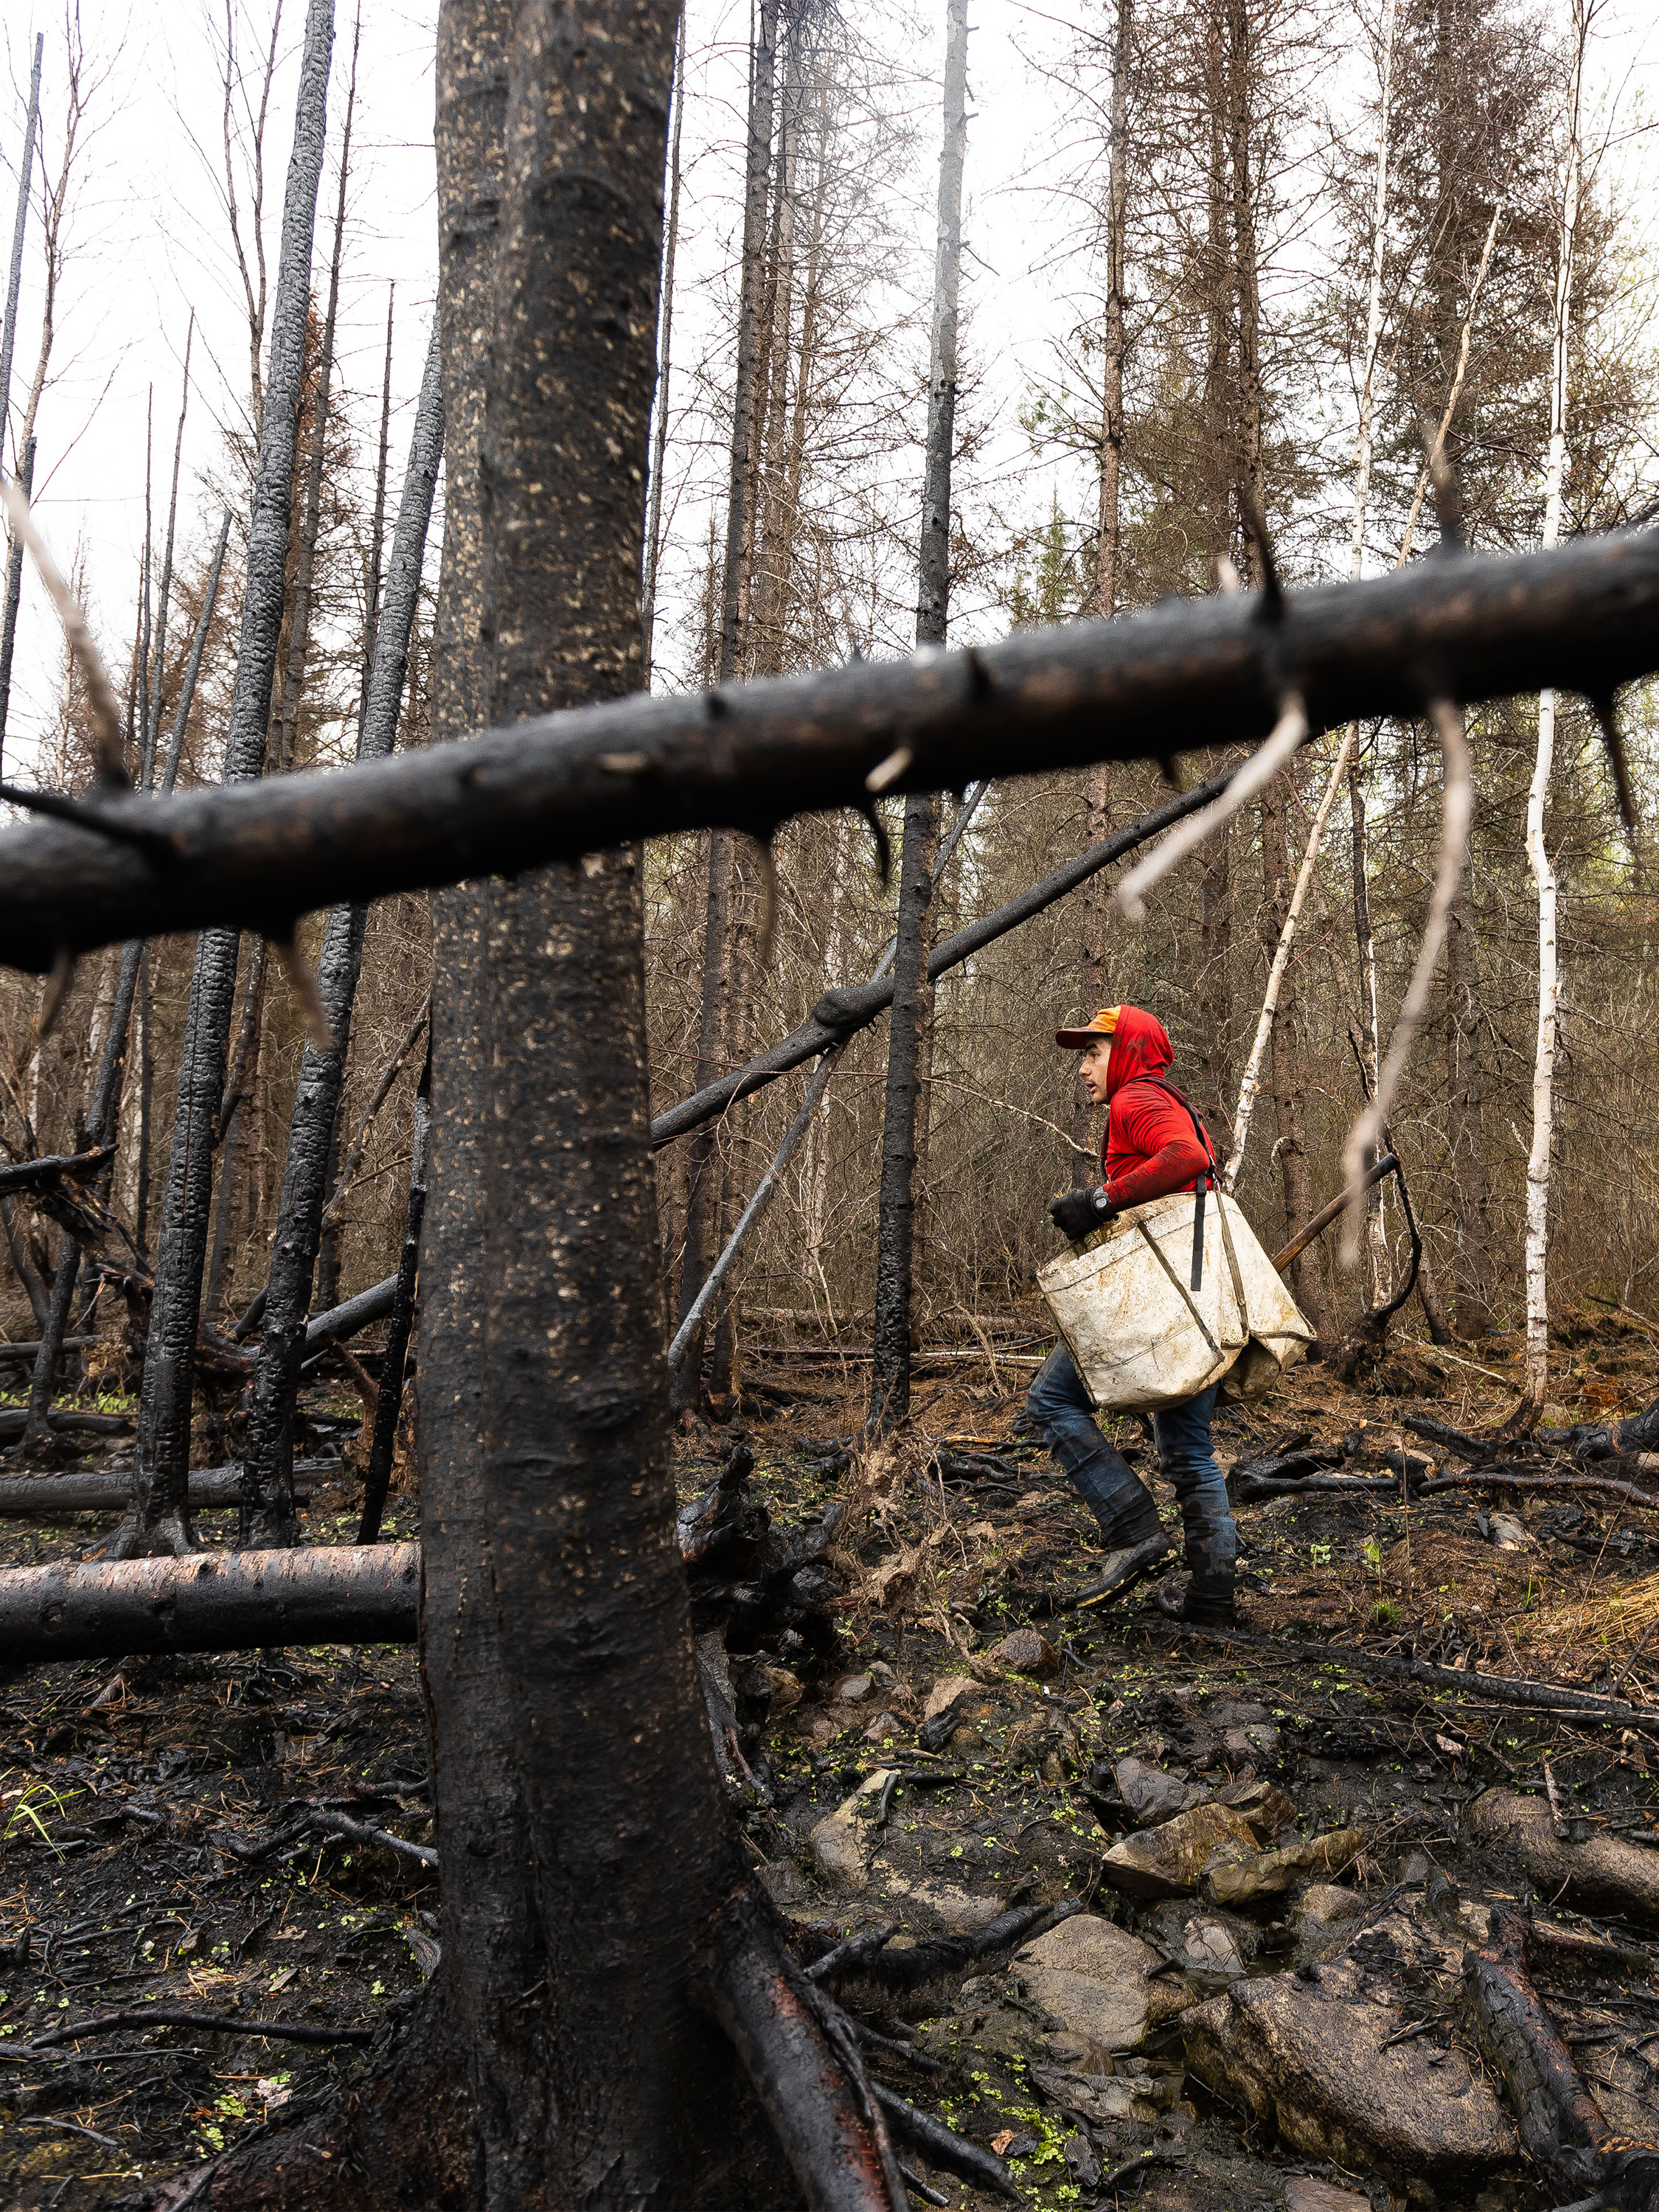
[1,0,1655,788]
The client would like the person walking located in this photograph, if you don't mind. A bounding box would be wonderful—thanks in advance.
[1026,1004,1239,1627]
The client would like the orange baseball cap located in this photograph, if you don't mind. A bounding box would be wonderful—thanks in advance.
[1055,1006,1121,1049]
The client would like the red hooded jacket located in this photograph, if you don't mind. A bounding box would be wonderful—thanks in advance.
[1101,1006,1216,1209]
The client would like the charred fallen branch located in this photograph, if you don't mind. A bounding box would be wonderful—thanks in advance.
[0,1147,113,1196]
[652,764,1236,1146]
[14,2006,374,2056]
[0,1408,130,1443]
[1411,1398,1659,1472]
[0,1458,329,1515]
[1169,1623,1655,1725]
[0,528,1657,974]
[0,1540,418,1663]
[808,1898,1082,1994]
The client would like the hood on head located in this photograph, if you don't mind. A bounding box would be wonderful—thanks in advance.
[1105,1005,1172,1099]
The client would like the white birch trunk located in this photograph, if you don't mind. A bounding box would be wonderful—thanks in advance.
[1524,1,1585,1422]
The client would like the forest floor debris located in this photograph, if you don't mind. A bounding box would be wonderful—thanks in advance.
[3,1305,1659,2203]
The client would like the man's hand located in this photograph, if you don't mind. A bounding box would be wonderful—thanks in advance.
[1048,1185,1116,1241]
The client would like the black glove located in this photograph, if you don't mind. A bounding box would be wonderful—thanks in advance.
[1049,1185,1116,1241]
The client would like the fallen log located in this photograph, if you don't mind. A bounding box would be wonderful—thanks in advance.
[302,1273,399,1357]
[1420,1467,1659,1511]
[0,1458,331,1516]
[0,1541,418,1663]
[650,765,1236,1146]
[2,523,1656,974]
[0,1336,94,1361]
[1469,1792,1659,1924]
[1268,1153,1398,1273]
[0,1408,131,1441]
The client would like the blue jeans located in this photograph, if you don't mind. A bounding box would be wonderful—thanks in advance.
[1025,1346,1237,1582]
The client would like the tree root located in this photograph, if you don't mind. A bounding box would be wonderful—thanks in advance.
[1463,1908,1659,2208]
[695,1886,909,2211]
[807,1897,1081,1994]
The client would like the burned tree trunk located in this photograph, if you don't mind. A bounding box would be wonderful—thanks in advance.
[0,1542,419,1663]
[672,0,779,1413]
[173,7,902,2205]
[238,319,443,1547]
[868,0,967,1436]
[107,0,334,1559]
[355,1051,428,1545]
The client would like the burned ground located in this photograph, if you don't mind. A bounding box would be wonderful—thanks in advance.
[4,1307,1659,2208]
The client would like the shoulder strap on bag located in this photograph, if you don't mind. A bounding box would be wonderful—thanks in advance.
[1147,1077,1217,1292]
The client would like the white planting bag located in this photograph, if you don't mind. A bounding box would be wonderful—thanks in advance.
[1036,1187,1313,1413]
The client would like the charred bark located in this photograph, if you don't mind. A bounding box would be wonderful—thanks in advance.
[1463,1909,1659,2205]
[674,0,779,1413]
[0,1541,417,1663]
[869,0,967,1436]
[108,0,335,1562]
[239,320,443,1547]
[155,7,901,2205]
[355,1052,428,1544]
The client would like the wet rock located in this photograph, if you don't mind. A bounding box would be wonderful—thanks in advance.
[869,1877,1004,1933]
[752,1662,803,1713]
[1113,1755,1211,1825]
[1483,1511,1528,1551]
[989,1628,1060,1678]
[1183,1950,1519,2199]
[1028,2063,1168,2126]
[1298,1884,1366,1930]
[1284,2182,1371,2212]
[1218,1776,1298,1840]
[1099,1801,1262,1899]
[922,1673,977,1722]
[1013,1910,1195,2062]
[1062,2131,1100,2191]
[1179,1913,1248,1977]
[809,1768,897,1889]
[1203,1828,1365,1910]
[1470,1788,1659,1921]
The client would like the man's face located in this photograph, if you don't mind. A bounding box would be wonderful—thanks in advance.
[1078,1036,1112,1105]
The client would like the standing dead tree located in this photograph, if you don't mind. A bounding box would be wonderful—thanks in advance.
[672,0,781,1414]
[867,0,968,1436]
[106,0,335,1562]
[238,318,442,1547]
[0,30,44,771]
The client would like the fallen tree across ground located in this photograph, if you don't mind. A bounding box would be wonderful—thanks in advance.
[0,1541,417,1663]
[0,525,1653,973]
[0,1459,330,1515]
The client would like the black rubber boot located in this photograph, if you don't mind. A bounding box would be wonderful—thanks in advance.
[1071,1531,1175,1610]
[1154,1573,1237,1629]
